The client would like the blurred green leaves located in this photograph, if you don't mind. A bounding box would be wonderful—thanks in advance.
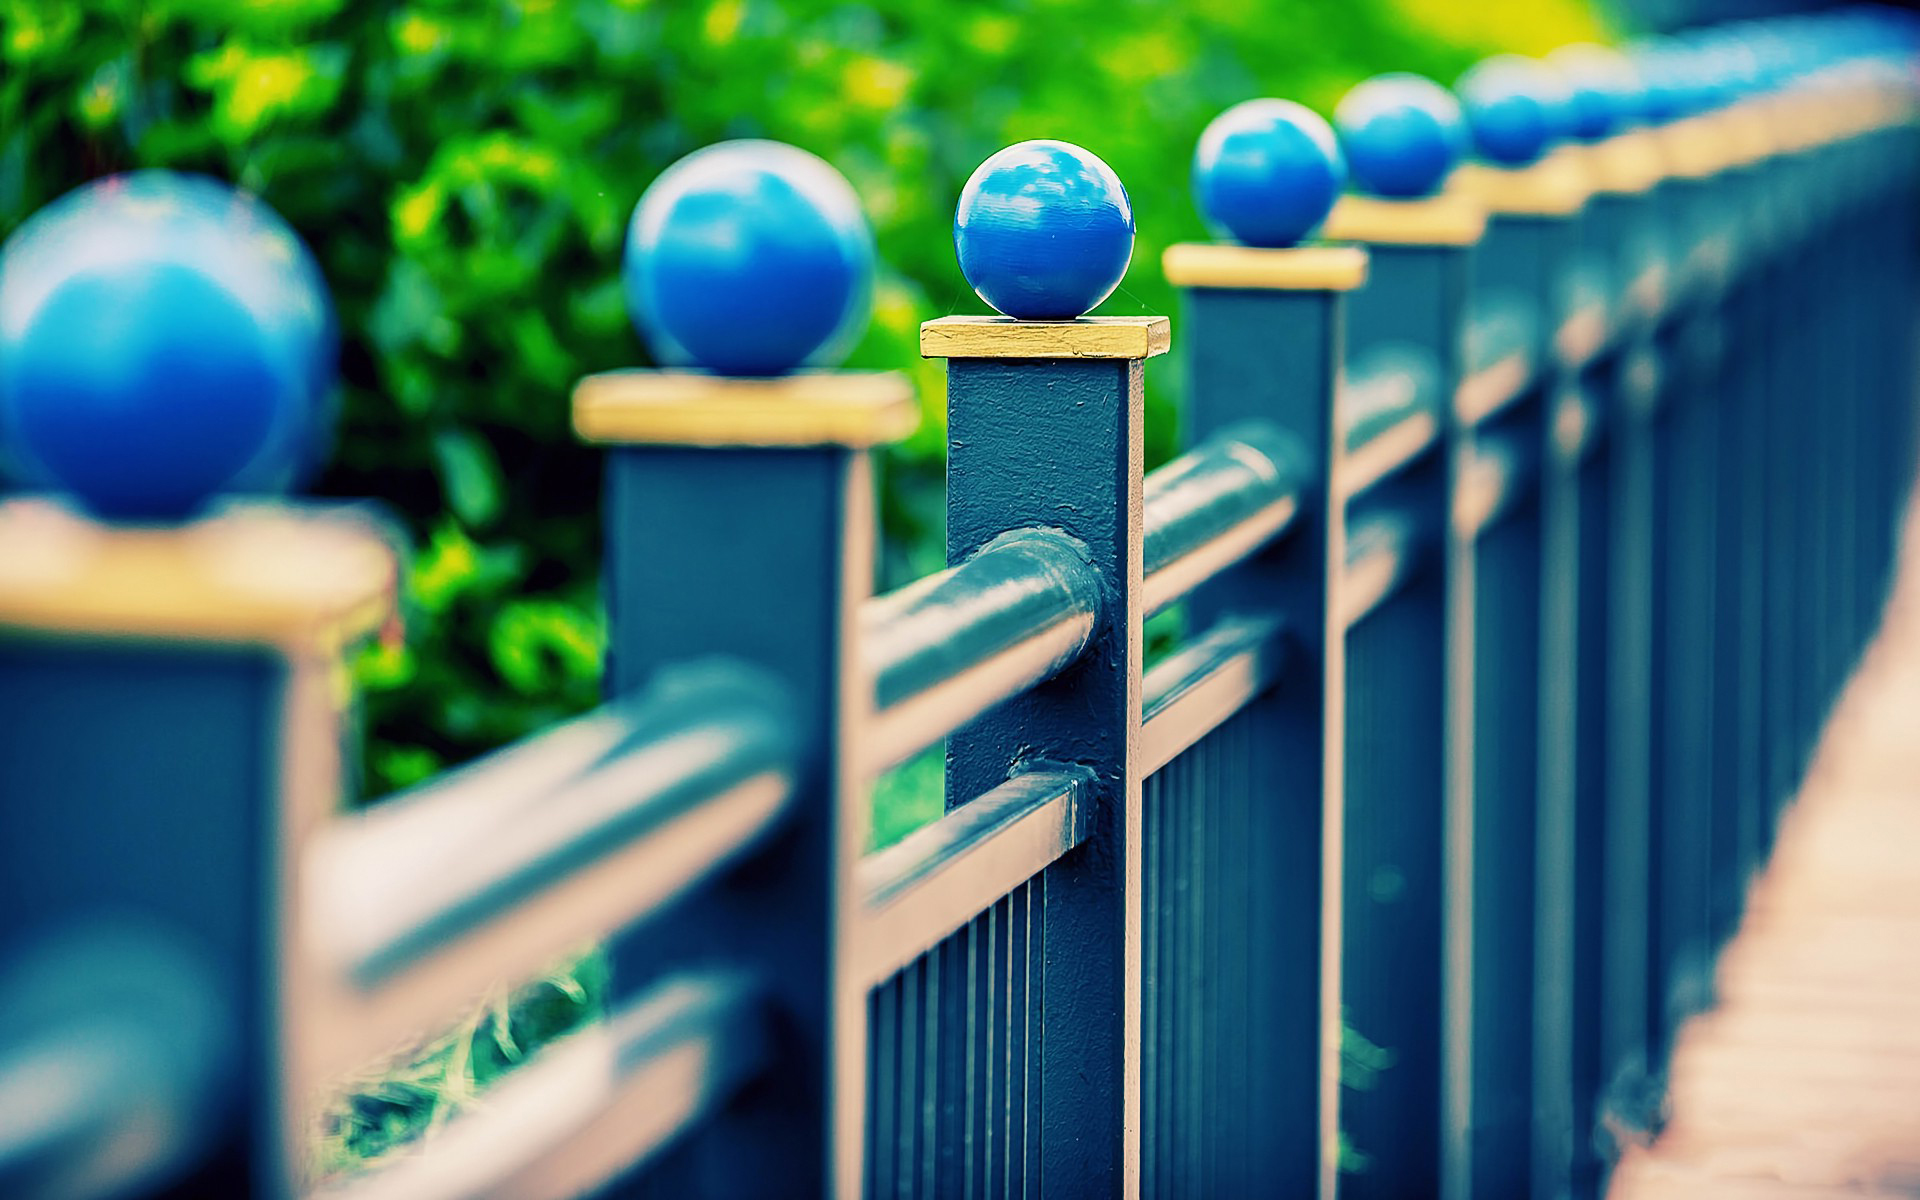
[1,0,1608,796]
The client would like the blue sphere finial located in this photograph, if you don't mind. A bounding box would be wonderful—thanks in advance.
[1192,99,1346,248]
[1546,43,1641,141]
[953,140,1135,320]
[0,171,336,522]
[1333,73,1468,199]
[623,140,875,377]
[1456,55,1569,167]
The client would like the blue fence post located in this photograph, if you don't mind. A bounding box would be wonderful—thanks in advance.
[578,369,916,1197]
[0,506,394,1199]
[1163,238,1366,1197]
[1456,132,1608,1199]
[1320,182,1484,1198]
[920,308,1159,1194]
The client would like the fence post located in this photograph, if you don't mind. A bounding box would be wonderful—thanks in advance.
[0,502,396,1197]
[1319,185,1483,1197]
[577,369,916,1197]
[1163,239,1365,1197]
[920,311,1158,1195]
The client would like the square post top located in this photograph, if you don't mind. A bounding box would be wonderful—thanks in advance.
[0,499,397,652]
[1163,243,1369,292]
[1451,148,1594,217]
[572,369,918,448]
[1321,192,1487,247]
[920,315,1169,360]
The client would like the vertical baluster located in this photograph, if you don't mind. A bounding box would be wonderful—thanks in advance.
[1165,235,1363,1197]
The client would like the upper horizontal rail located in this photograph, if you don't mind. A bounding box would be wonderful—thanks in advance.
[864,529,1101,774]
[301,662,792,1077]
[1458,301,1539,427]
[855,768,1093,987]
[1339,344,1442,500]
[1142,421,1306,616]
[313,974,767,1200]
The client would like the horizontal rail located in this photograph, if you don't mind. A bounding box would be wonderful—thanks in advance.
[1142,421,1305,616]
[301,662,792,1080]
[1339,344,1442,501]
[314,974,767,1200]
[1141,615,1288,774]
[1338,510,1426,629]
[1457,301,1538,427]
[865,529,1100,774]
[855,768,1093,987]
[1554,268,1612,370]
[1452,431,1537,541]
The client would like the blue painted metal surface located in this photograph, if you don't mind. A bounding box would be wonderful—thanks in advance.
[1334,73,1468,199]
[1456,55,1568,167]
[0,172,335,519]
[1191,99,1346,247]
[622,140,875,376]
[953,141,1135,319]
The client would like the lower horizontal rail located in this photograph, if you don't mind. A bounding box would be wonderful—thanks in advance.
[313,974,767,1200]
[1141,615,1287,774]
[855,768,1093,987]
[1339,512,1424,630]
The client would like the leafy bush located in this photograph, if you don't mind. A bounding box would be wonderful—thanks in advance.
[4,0,1608,796]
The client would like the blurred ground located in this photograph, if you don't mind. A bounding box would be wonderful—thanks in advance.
[1610,500,1920,1196]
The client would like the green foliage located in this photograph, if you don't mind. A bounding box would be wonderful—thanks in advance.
[3,0,1608,797]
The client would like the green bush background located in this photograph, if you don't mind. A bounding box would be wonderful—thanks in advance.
[4,0,1611,1174]
[4,0,1607,800]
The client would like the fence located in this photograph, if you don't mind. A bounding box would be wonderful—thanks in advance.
[1,15,1918,1200]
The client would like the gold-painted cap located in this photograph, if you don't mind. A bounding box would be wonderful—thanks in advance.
[0,500,398,651]
[572,369,918,447]
[1583,131,1669,195]
[919,315,1170,361]
[1451,149,1591,216]
[1162,243,1368,291]
[1320,192,1487,246]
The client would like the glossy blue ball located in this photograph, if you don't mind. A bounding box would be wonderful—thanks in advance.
[1456,56,1568,167]
[1546,44,1641,141]
[624,140,874,376]
[0,172,336,521]
[1192,99,1345,248]
[954,140,1134,320]
[1333,73,1468,199]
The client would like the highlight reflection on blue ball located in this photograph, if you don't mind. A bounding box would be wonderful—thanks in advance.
[1456,56,1568,167]
[1547,44,1641,142]
[954,140,1134,320]
[624,140,874,376]
[1193,99,1346,248]
[0,171,336,521]
[1334,73,1468,199]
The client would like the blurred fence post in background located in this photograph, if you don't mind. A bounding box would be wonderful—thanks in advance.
[1164,238,1366,1195]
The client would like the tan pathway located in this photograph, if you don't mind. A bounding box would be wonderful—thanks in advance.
[1610,512,1920,1197]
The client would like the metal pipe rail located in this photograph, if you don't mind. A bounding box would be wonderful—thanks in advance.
[1339,344,1442,500]
[301,663,793,1079]
[1339,509,1428,630]
[1140,614,1287,774]
[855,768,1093,987]
[313,974,766,1200]
[1140,421,1305,615]
[1457,301,1539,427]
[864,420,1304,773]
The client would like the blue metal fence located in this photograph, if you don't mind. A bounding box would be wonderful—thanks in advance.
[1,15,1918,1200]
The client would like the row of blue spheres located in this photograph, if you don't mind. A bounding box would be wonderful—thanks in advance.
[0,15,1914,521]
